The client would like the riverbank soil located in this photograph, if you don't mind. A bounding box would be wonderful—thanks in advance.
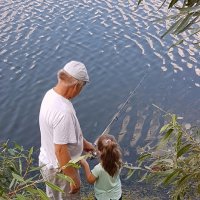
[80,180,169,200]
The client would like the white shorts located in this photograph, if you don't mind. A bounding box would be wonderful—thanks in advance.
[39,161,81,200]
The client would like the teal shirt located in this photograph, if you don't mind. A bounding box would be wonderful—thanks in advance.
[91,163,122,200]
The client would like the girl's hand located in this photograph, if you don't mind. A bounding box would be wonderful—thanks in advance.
[80,158,88,167]
[80,159,96,184]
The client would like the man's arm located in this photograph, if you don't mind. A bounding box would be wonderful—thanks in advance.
[54,144,80,194]
[83,138,95,152]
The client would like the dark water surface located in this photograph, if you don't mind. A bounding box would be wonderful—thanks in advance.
[0,0,199,198]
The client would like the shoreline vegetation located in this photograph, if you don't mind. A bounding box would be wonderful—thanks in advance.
[1,110,199,199]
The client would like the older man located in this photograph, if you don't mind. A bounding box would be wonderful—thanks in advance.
[39,61,94,199]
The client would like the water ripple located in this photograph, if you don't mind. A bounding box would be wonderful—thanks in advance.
[0,0,199,151]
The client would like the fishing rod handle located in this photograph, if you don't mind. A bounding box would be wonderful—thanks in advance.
[89,143,98,160]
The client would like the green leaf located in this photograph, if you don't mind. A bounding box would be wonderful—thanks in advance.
[37,188,49,200]
[168,0,179,9]
[8,148,16,156]
[138,172,148,182]
[56,173,74,184]
[187,0,198,7]
[160,124,170,133]
[24,177,34,184]
[123,163,142,170]
[161,128,174,142]
[169,39,184,49]
[68,153,92,165]
[179,5,200,13]
[9,178,16,189]
[177,144,192,158]
[152,158,174,167]
[29,165,46,172]
[162,169,180,185]
[161,18,183,38]
[28,147,33,159]
[12,172,24,182]
[18,159,22,175]
[172,114,177,127]
[177,15,198,34]
[25,186,39,194]
[0,197,7,200]
[138,153,152,165]
[197,184,200,194]
[174,14,192,34]
[16,194,27,200]
[125,169,135,180]
[177,174,191,187]
[191,28,200,36]
[61,162,80,170]
[137,0,143,6]
[144,166,152,171]
[1,140,9,148]
[45,181,64,193]
[14,143,23,151]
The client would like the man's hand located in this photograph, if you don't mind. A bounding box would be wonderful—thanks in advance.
[69,178,81,194]
[83,139,95,152]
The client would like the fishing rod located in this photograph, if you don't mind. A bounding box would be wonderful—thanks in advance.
[68,67,150,165]
[94,65,150,146]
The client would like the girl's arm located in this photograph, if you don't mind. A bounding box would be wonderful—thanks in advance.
[80,159,97,184]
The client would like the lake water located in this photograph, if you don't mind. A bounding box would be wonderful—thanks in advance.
[0,0,199,198]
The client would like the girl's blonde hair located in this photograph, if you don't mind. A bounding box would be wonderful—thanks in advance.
[97,134,122,177]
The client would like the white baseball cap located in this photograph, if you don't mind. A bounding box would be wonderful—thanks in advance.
[63,61,89,82]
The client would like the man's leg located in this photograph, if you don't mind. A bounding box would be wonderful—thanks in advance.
[39,162,81,200]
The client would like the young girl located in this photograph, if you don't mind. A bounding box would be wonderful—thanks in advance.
[80,134,123,200]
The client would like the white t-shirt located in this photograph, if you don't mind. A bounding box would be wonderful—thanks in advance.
[39,89,83,169]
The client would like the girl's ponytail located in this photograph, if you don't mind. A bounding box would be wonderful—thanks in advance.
[97,134,122,177]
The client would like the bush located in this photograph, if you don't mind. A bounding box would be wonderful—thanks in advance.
[0,141,68,200]
[134,112,200,200]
